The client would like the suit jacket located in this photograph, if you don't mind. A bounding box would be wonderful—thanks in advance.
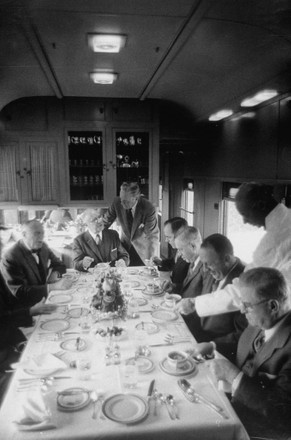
[73,229,129,272]
[180,260,205,298]
[1,240,66,306]
[232,312,291,433]
[199,259,247,356]
[104,196,159,264]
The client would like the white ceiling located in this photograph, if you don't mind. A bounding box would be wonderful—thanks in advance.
[1,0,291,122]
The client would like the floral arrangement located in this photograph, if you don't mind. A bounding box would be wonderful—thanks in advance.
[91,268,126,319]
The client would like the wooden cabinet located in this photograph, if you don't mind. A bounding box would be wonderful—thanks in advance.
[0,140,59,205]
[66,127,158,205]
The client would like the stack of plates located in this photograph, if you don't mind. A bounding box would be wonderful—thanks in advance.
[159,357,197,376]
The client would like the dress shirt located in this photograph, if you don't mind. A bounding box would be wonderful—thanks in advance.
[23,242,40,264]
[88,230,103,243]
[131,200,138,217]
[196,203,291,316]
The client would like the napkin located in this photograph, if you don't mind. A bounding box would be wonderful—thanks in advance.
[14,352,67,375]
[13,388,56,431]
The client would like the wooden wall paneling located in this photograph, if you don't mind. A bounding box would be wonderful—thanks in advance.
[277,97,291,180]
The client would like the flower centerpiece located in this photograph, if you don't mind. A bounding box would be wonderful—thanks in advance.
[91,268,126,319]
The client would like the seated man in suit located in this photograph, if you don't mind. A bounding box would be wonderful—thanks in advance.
[208,267,291,439]
[73,208,129,271]
[0,270,57,406]
[152,217,189,291]
[162,226,207,298]
[193,234,247,359]
[1,219,71,307]
[104,182,159,266]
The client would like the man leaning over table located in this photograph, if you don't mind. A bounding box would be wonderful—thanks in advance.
[0,219,71,307]
[207,267,291,439]
[176,182,291,318]
[152,216,189,292]
[73,208,129,271]
[103,182,159,266]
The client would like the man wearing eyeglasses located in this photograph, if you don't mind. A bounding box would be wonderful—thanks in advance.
[208,267,291,438]
[73,208,129,271]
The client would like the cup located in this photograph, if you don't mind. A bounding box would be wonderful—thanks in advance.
[134,328,151,357]
[76,358,92,380]
[122,359,138,389]
[164,297,175,309]
[167,350,188,370]
[127,296,139,318]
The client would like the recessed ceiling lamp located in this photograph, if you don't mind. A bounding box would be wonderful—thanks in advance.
[90,72,118,85]
[88,33,127,53]
[241,89,278,107]
[208,109,233,121]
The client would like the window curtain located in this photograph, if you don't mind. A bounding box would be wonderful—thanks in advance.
[0,145,18,201]
[29,142,57,201]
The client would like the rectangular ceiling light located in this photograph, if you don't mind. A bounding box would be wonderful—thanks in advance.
[241,89,278,107]
[209,109,233,121]
[88,34,127,53]
[90,72,118,84]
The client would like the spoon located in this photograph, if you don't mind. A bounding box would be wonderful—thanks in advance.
[167,394,179,419]
[158,393,175,420]
[90,391,98,419]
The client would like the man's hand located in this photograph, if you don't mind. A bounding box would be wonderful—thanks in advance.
[48,277,73,292]
[29,297,57,316]
[82,256,94,270]
[175,298,196,315]
[208,359,240,384]
[115,259,126,268]
[161,279,174,292]
[47,270,61,283]
[152,256,162,266]
[192,342,215,359]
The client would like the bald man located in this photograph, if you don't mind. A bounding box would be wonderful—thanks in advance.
[73,208,129,271]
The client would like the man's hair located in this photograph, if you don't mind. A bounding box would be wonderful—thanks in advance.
[176,226,202,246]
[120,182,141,197]
[235,182,276,208]
[201,233,233,256]
[239,267,288,303]
[164,217,188,236]
[83,208,105,224]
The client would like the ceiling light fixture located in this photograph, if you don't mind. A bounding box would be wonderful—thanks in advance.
[90,72,118,84]
[88,33,127,53]
[240,89,278,107]
[208,109,233,121]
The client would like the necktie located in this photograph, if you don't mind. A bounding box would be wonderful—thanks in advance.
[95,234,101,245]
[253,330,265,352]
[31,249,46,283]
[126,209,133,231]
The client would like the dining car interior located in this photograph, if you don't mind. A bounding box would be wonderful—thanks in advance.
[1,1,291,439]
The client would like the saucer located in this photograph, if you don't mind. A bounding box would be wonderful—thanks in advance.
[159,357,197,376]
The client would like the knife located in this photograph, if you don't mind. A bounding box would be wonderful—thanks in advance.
[147,379,155,403]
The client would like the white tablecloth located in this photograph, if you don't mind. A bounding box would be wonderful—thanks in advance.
[0,268,249,440]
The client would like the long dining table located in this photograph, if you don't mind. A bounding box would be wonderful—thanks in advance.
[0,267,250,440]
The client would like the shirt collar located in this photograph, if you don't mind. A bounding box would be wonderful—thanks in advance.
[131,199,138,217]
[264,312,289,341]
[88,229,102,241]
[216,259,239,290]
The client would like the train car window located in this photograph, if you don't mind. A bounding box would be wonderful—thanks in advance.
[181,180,194,226]
[222,183,265,264]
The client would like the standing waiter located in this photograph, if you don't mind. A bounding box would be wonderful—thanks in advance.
[104,182,159,266]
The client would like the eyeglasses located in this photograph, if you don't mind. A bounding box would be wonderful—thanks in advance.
[240,298,269,312]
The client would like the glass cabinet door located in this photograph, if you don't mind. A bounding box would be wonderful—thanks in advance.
[115,131,149,197]
[68,131,104,201]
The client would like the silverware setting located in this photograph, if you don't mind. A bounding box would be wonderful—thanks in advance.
[158,393,176,420]
[177,379,229,420]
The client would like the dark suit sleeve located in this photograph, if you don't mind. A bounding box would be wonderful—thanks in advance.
[103,200,117,228]
[233,357,291,418]
[72,236,87,272]
[47,247,66,275]
[1,251,48,306]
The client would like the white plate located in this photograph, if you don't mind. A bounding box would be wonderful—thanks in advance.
[135,321,159,334]
[40,319,70,332]
[60,338,87,352]
[136,297,148,306]
[151,310,178,323]
[57,387,90,411]
[164,293,181,302]
[159,357,197,376]
[67,307,90,318]
[126,268,139,275]
[102,394,149,424]
[142,288,164,297]
[123,280,141,289]
[135,356,155,374]
[48,294,73,304]
[76,287,94,295]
